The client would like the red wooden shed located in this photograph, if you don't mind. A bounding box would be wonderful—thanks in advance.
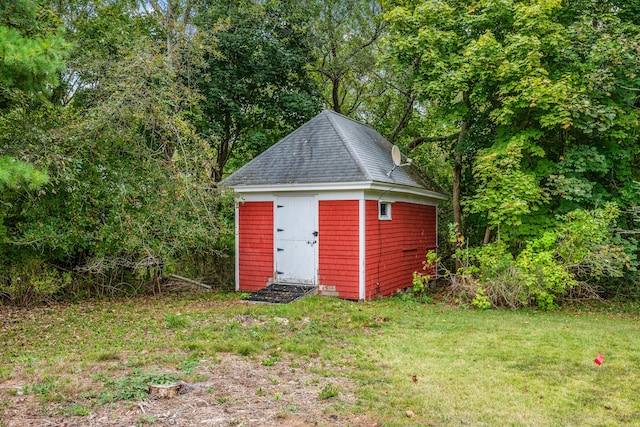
[220,110,447,300]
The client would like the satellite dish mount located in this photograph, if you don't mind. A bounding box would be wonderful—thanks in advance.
[387,145,412,176]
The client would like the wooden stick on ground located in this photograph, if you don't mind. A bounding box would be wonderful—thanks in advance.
[169,274,212,290]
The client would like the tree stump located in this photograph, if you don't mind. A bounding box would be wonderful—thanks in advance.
[148,383,181,398]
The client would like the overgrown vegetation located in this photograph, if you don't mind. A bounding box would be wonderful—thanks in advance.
[384,0,640,304]
[427,203,639,309]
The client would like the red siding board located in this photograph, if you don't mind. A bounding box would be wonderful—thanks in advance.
[318,200,360,299]
[238,202,274,292]
[365,201,436,299]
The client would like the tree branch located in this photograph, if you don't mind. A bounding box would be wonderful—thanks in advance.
[388,92,416,144]
[617,84,640,91]
[408,134,458,150]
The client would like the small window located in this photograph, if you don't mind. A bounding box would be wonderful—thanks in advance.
[379,201,392,220]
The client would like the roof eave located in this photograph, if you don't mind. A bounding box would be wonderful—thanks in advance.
[221,181,449,201]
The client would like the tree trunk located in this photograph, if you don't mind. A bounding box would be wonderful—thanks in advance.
[482,210,493,245]
[452,150,463,233]
[331,77,341,114]
[388,92,416,144]
[483,225,492,245]
[213,113,232,182]
[453,91,470,268]
[452,91,469,234]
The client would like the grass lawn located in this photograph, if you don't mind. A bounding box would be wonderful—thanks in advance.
[1,293,639,426]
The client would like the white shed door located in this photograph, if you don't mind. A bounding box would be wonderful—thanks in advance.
[274,196,317,284]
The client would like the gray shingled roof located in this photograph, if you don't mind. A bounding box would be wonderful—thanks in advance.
[220,109,445,194]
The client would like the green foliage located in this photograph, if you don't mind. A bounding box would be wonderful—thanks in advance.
[0,156,49,246]
[411,271,428,295]
[307,0,382,115]
[0,156,48,192]
[0,0,638,306]
[26,375,65,402]
[165,314,190,330]
[93,369,178,404]
[450,204,636,309]
[318,382,339,400]
[514,238,577,310]
[471,287,491,310]
[0,259,71,307]
[0,19,234,301]
[195,0,321,179]
[64,403,91,417]
[261,355,280,367]
[384,0,640,251]
[467,133,549,231]
[177,359,199,375]
[411,250,438,294]
[0,0,71,108]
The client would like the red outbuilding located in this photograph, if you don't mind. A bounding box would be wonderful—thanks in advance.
[220,110,447,300]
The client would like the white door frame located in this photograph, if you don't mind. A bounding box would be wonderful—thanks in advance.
[273,194,318,285]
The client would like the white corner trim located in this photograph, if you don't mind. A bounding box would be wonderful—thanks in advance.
[435,204,439,263]
[359,198,366,301]
[315,195,320,286]
[234,201,240,292]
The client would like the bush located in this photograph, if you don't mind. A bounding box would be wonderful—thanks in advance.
[446,204,636,309]
[0,259,71,307]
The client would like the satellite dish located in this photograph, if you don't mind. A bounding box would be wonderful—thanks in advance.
[387,145,413,177]
[391,145,402,166]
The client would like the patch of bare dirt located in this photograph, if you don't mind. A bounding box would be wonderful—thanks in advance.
[1,353,380,427]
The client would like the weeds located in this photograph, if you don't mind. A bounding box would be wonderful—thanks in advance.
[92,369,179,404]
[177,359,199,375]
[319,383,339,400]
[62,403,91,416]
[268,376,279,385]
[164,314,190,329]
[96,351,120,362]
[136,415,157,425]
[26,375,64,402]
[261,355,280,366]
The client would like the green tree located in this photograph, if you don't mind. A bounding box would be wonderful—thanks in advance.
[383,0,640,300]
[0,0,64,243]
[195,0,321,181]
[307,0,383,116]
[0,0,70,108]
[0,0,233,302]
[384,0,640,244]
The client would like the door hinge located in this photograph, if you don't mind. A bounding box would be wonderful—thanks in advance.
[277,204,284,208]
[276,270,284,275]
[277,228,284,232]
[312,231,319,237]
[277,248,284,252]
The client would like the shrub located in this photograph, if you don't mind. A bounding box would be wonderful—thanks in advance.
[445,204,636,309]
[0,259,71,307]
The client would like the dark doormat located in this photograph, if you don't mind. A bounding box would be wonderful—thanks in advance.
[243,283,317,304]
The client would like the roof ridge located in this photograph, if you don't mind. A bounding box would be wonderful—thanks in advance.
[322,109,380,133]
[322,110,373,181]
